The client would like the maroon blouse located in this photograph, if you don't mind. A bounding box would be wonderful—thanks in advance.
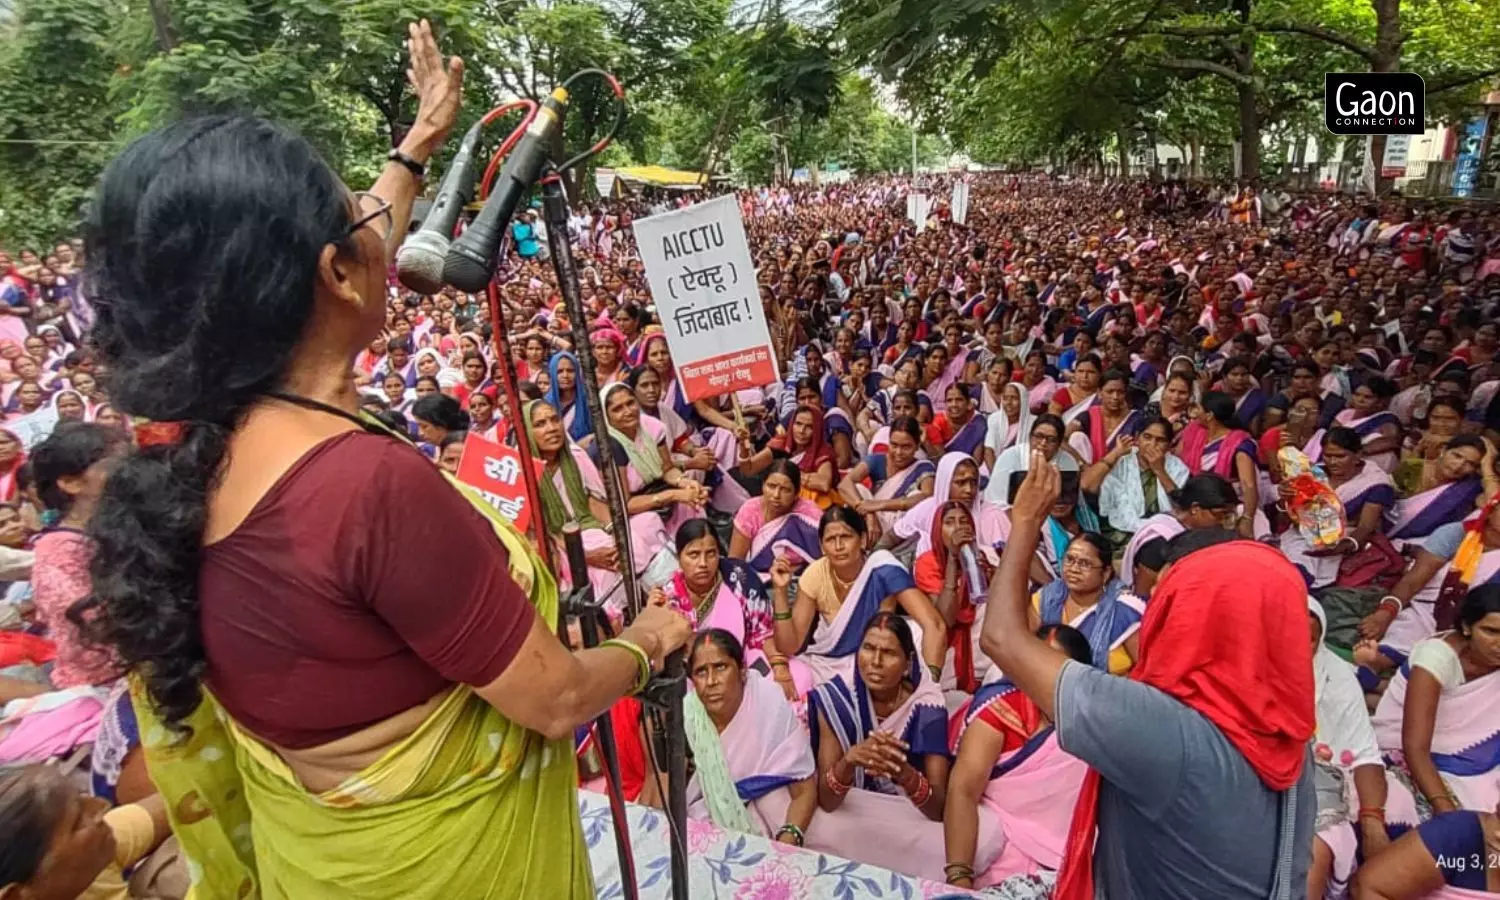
[200,431,535,749]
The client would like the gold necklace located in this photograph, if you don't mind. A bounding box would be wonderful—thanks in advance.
[688,575,721,622]
[830,560,860,597]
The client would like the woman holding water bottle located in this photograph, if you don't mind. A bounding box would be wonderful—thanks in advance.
[914,501,995,692]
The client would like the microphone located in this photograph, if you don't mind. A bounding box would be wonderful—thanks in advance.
[395,120,485,295]
[442,87,570,293]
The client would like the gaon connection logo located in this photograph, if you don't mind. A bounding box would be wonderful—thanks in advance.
[1325,72,1426,135]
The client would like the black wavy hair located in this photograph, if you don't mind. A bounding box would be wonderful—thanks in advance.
[79,115,356,731]
[410,394,470,432]
[30,422,126,514]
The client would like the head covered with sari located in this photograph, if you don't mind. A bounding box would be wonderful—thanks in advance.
[523,399,602,534]
[600,381,664,484]
[772,404,834,474]
[1055,540,1314,900]
[543,350,593,441]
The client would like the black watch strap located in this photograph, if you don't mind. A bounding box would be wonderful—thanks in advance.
[387,148,425,180]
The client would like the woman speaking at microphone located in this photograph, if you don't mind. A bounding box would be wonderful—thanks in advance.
[72,22,690,900]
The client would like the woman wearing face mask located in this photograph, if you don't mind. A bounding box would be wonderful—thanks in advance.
[804,613,951,880]
[771,507,947,691]
[75,39,693,895]
[644,629,818,842]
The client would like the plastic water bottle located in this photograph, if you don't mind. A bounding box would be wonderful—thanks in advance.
[958,544,987,598]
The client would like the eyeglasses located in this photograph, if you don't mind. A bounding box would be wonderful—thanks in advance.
[346,191,393,242]
[1061,555,1103,572]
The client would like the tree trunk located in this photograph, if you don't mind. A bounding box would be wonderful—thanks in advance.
[147,0,176,50]
[1237,83,1260,183]
[1190,134,1202,179]
[1369,0,1402,193]
[1116,127,1131,177]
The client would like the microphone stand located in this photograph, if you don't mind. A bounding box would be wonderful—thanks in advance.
[562,526,639,900]
[539,169,690,900]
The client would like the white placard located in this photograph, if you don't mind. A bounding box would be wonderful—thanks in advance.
[951,181,970,225]
[595,168,617,198]
[907,192,932,231]
[1381,134,1411,178]
[632,195,778,402]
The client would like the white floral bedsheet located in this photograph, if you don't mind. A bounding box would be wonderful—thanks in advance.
[579,790,1055,899]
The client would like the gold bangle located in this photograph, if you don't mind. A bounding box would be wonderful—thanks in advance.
[600,638,651,694]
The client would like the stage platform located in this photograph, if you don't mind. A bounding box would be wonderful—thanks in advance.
[579,790,1056,899]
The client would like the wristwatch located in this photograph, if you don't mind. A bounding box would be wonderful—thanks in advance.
[387,148,426,180]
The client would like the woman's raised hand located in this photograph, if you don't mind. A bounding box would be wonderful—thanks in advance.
[626,604,692,669]
[404,20,465,154]
[1011,451,1060,527]
[768,556,794,590]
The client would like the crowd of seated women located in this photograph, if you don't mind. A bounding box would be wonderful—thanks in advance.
[7,171,1500,898]
[348,177,1500,898]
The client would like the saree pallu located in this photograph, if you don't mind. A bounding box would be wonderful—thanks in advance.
[684,672,815,837]
[131,474,591,900]
[1335,409,1401,472]
[964,705,1087,885]
[943,414,987,458]
[742,500,823,578]
[796,551,916,690]
[1380,549,1500,666]
[665,561,812,697]
[1389,478,1484,545]
[1034,578,1142,675]
[803,666,951,881]
[1372,663,1500,828]
[857,456,935,535]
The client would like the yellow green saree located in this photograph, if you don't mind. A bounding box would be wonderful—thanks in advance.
[131,471,592,899]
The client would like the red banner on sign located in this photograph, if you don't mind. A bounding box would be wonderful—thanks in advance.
[454,433,533,533]
[677,345,778,403]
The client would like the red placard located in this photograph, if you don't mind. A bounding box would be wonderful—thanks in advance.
[454,433,533,533]
[677,345,779,403]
